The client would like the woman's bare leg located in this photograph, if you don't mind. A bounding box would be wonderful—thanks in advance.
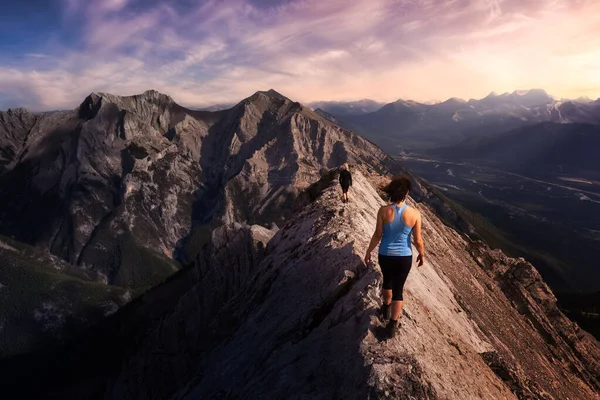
[391,300,403,320]
[382,289,392,305]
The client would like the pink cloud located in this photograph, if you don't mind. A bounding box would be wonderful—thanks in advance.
[2,0,600,111]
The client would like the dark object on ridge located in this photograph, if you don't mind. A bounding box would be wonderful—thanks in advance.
[339,163,353,204]
[339,169,352,188]
[386,319,399,339]
[381,303,391,321]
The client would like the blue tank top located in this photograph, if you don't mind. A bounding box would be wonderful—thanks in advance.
[379,204,413,256]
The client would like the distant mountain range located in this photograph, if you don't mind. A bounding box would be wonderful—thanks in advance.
[198,99,385,116]
[327,89,600,152]
[196,103,235,112]
[307,99,385,116]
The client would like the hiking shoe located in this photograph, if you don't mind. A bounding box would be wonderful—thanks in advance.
[380,303,391,321]
[386,319,399,339]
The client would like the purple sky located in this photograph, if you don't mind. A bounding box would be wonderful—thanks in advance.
[2,0,600,110]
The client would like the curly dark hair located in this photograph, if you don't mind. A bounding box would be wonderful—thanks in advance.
[382,175,412,203]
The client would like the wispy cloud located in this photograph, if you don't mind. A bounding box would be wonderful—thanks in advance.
[2,0,600,111]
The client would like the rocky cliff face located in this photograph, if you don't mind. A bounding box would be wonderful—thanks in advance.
[0,89,393,288]
[0,108,38,174]
[9,169,598,399]
[0,89,395,358]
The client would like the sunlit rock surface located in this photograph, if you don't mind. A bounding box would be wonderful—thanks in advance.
[10,170,598,400]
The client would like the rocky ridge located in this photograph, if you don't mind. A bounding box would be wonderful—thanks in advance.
[10,169,599,400]
[0,108,38,174]
[0,89,393,286]
[0,89,395,357]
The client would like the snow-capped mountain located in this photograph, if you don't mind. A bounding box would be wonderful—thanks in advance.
[337,89,600,151]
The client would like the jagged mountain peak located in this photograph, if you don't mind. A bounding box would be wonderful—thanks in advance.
[393,98,421,105]
[241,89,296,110]
[90,89,175,103]
[263,88,289,99]
[441,97,466,104]
[81,89,177,116]
[239,89,345,126]
[253,88,292,102]
[375,98,427,115]
[1,107,31,116]
[477,89,553,107]
[511,88,553,101]
[512,88,549,96]
[571,96,594,103]
[435,97,467,111]
[141,88,172,98]
[78,89,182,122]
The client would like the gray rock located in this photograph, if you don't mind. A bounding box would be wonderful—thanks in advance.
[0,108,38,174]
[13,170,598,400]
[0,90,394,289]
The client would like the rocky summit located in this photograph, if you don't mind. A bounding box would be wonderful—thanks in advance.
[6,169,599,400]
[0,89,394,357]
[0,89,392,284]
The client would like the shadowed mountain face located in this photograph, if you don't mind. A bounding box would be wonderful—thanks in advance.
[0,235,133,357]
[434,122,600,180]
[0,89,396,356]
[0,89,394,289]
[0,108,38,174]
[3,170,598,400]
[339,90,600,153]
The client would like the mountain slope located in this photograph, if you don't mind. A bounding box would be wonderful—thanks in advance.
[201,89,393,229]
[0,89,396,356]
[0,89,394,285]
[434,122,600,180]
[0,108,38,174]
[313,108,339,124]
[5,169,599,399]
[0,235,132,357]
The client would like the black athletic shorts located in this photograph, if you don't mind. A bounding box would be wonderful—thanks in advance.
[378,254,413,301]
[341,183,350,193]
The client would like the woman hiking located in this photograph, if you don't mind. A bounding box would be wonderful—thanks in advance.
[339,163,352,203]
[364,175,425,339]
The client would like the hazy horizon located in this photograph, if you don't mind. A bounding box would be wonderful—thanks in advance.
[3,87,597,114]
[2,0,600,111]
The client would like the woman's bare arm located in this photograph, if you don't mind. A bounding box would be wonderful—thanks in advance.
[412,211,425,266]
[364,207,384,264]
